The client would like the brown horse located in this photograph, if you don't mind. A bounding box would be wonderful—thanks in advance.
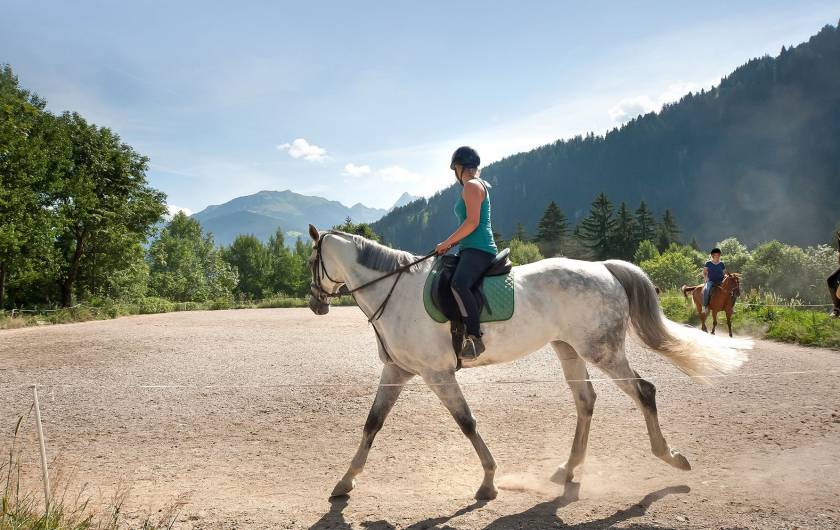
[681,273,742,337]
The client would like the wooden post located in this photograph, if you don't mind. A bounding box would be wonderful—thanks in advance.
[32,385,51,514]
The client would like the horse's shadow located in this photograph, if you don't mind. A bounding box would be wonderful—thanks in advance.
[307,483,690,530]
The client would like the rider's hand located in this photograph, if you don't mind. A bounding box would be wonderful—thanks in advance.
[435,242,451,255]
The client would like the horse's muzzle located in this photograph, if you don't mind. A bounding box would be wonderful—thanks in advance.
[308,295,330,315]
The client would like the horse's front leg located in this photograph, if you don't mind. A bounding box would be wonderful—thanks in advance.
[331,362,414,497]
[711,311,718,335]
[726,308,733,338]
[425,371,498,500]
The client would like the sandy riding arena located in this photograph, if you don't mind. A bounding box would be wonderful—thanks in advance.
[1,308,839,529]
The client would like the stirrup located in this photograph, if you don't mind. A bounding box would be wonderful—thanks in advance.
[459,334,485,360]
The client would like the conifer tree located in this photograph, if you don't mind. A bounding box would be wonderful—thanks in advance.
[656,209,681,251]
[535,201,568,257]
[578,192,617,260]
[612,202,638,261]
[536,201,567,242]
[634,200,656,243]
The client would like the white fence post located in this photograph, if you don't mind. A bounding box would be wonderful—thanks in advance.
[32,384,52,514]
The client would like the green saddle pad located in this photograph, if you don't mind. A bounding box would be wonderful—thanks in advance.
[422,259,515,324]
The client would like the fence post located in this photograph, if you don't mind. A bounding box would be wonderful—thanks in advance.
[32,384,51,514]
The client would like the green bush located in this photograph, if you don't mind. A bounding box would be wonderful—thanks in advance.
[634,240,659,263]
[173,301,203,312]
[715,237,752,273]
[137,297,175,314]
[208,297,233,310]
[507,239,544,265]
[256,296,309,309]
[741,241,836,305]
[659,290,698,324]
[641,251,700,289]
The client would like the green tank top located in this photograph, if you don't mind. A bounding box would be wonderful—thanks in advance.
[454,179,498,255]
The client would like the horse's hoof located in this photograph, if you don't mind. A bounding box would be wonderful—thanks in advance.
[550,466,573,484]
[330,478,356,497]
[475,484,498,500]
[670,451,692,471]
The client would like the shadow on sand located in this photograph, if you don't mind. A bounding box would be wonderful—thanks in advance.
[308,483,690,529]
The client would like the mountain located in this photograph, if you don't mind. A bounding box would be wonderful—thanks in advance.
[390,192,422,211]
[374,23,840,252]
[192,190,387,245]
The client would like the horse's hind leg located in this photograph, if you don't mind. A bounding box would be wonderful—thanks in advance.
[331,362,414,497]
[711,311,718,335]
[596,354,691,472]
[425,371,498,500]
[550,341,596,484]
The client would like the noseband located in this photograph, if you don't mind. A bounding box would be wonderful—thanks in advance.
[309,233,346,302]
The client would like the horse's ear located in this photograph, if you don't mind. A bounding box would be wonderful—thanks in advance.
[308,224,320,241]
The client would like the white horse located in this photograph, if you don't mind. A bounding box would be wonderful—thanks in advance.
[307,226,750,500]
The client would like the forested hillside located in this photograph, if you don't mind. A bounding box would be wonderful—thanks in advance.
[373,23,840,252]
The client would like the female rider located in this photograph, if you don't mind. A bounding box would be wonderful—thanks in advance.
[828,231,840,318]
[702,248,725,313]
[435,146,498,360]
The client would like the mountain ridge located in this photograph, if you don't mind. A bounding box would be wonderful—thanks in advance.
[372,23,840,252]
[192,189,388,245]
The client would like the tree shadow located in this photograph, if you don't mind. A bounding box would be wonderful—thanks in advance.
[307,483,690,530]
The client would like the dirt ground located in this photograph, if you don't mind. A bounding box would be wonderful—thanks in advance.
[1,307,839,529]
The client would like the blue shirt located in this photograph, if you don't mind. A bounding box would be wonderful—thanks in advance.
[454,179,498,255]
[705,260,725,283]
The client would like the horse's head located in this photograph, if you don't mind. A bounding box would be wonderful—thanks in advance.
[724,273,741,298]
[307,224,348,315]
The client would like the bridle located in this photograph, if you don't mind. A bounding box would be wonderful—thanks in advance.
[717,274,741,301]
[309,231,436,322]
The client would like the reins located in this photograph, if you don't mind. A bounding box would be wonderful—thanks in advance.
[310,232,437,362]
[311,231,436,322]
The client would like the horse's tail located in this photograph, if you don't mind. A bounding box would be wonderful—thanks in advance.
[680,285,695,299]
[603,260,750,383]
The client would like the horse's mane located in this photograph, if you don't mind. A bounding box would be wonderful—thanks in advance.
[329,231,423,273]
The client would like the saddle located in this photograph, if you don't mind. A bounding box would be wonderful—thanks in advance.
[422,249,515,358]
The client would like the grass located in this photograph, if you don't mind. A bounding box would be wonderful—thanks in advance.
[0,294,356,330]
[2,414,185,530]
[660,289,840,349]
[5,289,838,349]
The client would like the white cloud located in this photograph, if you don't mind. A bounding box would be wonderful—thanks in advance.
[342,163,371,177]
[165,204,192,218]
[609,81,717,124]
[377,165,421,183]
[608,95,657,124]
[277,138,328,161]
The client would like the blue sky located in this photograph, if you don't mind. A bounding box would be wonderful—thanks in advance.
[2,1,838,213]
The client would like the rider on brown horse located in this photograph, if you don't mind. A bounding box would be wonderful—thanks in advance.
[828,231,840,318]
[682,248,741,337]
